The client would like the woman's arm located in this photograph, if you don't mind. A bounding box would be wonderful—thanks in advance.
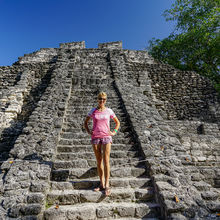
[84,116,92,135]
[109,117,120,136]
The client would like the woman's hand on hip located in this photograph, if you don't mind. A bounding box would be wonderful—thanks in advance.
[109,131,116,136]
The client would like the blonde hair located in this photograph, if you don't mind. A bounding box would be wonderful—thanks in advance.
[98,92,107,99]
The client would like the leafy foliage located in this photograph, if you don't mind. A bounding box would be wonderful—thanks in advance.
[148,0,220,92]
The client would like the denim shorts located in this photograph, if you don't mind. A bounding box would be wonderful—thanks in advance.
[91,136,112,145]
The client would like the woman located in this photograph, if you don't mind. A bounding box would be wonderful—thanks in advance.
[84,92,120,196]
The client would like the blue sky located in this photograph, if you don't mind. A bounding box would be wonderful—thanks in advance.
[0,0,175,66]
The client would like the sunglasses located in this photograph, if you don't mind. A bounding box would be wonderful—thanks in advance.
[98,98,106,101]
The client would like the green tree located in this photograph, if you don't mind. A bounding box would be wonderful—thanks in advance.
[148,0,220,91]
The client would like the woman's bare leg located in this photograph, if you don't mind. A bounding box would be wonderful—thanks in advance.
[103,143,111,190]
[93,144,104,189]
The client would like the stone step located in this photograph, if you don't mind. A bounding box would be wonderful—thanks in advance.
[62,117,129,127]
[60,132,88,139]
[57,144,139,153]
[69,100,122,105]
[59,129,130,139]
[63,129,131,136]
[94,218,160,220]
[69,89,116,94]
[104,218,159,220]
[65,112,127,118]
[61,128,84,133]
[67,108,126,114]
[62,119,129,128]
[59,137,132,145]
[58,133,131,142]
[67,103,123,109]
[65,110,126,115]
[50,177,152,190]
[66,110,120,116]
[52,167,148,181]
[70,91,119,94]
[53,157,145,169]
[60,132,123,139]
[70,92,119,96]
[65,109,127,118]
[69,97,120,102]
[44,202,160,220]
[67,104,123,109]
[67,104,133,111]
[56,151,141,160]
[65,115,128,123]
[61,127,130,136]
[69,95,121,99]
[46,187,155,206]
[63,116,128,123]
[181,160,220,167]
[72,102,124,106]
[77,126,130,133]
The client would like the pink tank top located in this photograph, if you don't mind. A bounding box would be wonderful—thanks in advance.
[88,107,116,139]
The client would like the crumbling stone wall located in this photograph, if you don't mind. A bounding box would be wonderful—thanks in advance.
[124,61,220,124]
[166,120,220,188]
[10,52,74,160]
[0,50,74,219]
[109,49,220,219]
[59,41,85,50]
[147,63,220,122]
[0,62,56,163]
[0,66,22,90]
[18,48,58,64]
[98,41,123,50]
[124,50,155,64]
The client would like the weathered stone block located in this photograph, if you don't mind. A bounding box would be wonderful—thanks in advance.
[193,181,211,191]
[206,201,220,212]
[8,204,23,218]
[44,208,66,220]
[116,205,135,217]
[135,205,151,218]
[98,41,122,50]
[169,213,188,220]
[165,199,186,213]
[80,191,102,203]
[201,191,219,201]
[30,181,50,193]
[96,206,114,218]
[27,193,44,204]
[59,41,85,49]
[66,206,96,220]
[20,204,42,215]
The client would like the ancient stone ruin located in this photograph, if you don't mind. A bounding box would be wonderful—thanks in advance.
[0,41,219,220]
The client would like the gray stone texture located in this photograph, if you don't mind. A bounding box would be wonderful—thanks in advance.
[59,41,85,50]
[0,41,219,219]
[98,41,123,50]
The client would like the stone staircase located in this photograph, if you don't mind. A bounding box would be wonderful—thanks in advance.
[1,42,219,219]
[44,82,161,219]
[0,63,53,162]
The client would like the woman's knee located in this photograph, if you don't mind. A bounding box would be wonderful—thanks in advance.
[103,144,111,157]
[96,156,103,165]
[103,152,110,164]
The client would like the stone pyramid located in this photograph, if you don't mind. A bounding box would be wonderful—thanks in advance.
[0,41,219,219]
